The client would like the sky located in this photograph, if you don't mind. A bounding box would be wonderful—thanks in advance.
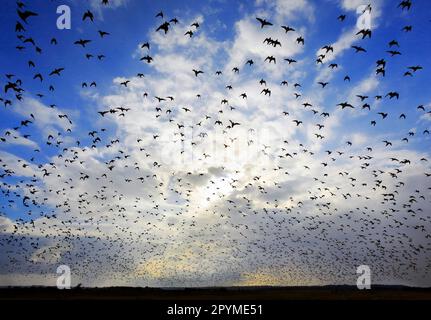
[0,0,431,287]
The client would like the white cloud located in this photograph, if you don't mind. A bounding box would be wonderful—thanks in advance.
[13,97,75,134]
[256,0,315,23]
[88,0,129,19]
[1,129,39,149]
[226,16,306,80]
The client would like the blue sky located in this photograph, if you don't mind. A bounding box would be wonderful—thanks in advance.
[0,0,431,287]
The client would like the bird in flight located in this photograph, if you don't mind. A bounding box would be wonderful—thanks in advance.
[192,69,204,77]
[352,45,366,53]
[82,10,94,22]
[256,17,273,28]
[74,39,91,47]
[156,22,170,34]
[49,68,64,76]
[17,9,38,23]
[281,25,295,32]
[338,102,354,109]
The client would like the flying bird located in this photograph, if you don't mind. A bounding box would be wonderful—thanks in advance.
[256,17,273,28]
[156,22,170,34]
[82,10,94,22]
